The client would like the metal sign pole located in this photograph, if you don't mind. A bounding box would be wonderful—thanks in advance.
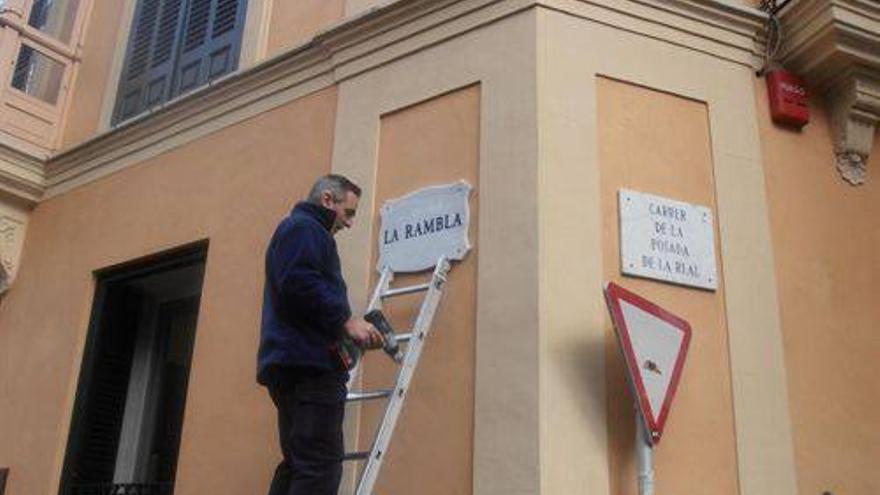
[606,282,692,495]
[636,411,655,495]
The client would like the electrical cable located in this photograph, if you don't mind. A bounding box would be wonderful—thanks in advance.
[758,0,784,76]
[765,14,782,71]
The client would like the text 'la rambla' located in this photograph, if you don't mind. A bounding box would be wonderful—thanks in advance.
[383,213,464,245]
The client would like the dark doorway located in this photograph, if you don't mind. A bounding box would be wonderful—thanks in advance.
[60,242,207,495]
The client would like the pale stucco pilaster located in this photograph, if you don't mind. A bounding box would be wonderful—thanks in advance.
[330,9,541,495]
[239,0,275,69]
[536,5,797,495]
[535,8,610,495]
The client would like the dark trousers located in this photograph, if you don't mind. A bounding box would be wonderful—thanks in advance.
[267,367,348,495]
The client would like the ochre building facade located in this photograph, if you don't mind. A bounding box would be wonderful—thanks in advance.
[0,1,877,495]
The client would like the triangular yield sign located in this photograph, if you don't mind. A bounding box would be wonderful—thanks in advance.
[604,282,691,445]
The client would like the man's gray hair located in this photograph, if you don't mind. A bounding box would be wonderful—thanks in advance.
[306,174,362,204]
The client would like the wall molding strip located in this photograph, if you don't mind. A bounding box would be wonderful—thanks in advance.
[0,0,764,201]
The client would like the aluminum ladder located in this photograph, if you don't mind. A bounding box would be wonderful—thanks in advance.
[344,256,452,495]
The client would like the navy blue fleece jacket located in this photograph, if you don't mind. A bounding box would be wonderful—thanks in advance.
[257,202,352,385]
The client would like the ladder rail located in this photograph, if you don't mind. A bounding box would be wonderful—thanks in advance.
[366,266,394,312]
[352,257,451,495]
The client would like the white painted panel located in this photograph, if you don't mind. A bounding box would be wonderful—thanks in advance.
[620,299,684,418]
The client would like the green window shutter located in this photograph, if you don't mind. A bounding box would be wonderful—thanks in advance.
[170,0,246,98]
[113,0,186,124]
[113,0,246,124]
[61,286,141,486]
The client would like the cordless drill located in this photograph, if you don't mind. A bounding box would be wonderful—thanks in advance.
[332,309,402,370]
[365,309,403,363]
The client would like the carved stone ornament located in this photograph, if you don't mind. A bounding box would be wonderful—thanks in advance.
[779,0,880,185]
[828,75,880,185]
[0,259,8,295]
[0,215,23,294]
[835,150,867,185]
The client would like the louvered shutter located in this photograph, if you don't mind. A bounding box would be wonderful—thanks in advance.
[149,298,200,484]
[27,0,50,28]
[61,286,141,487]
[10,46,34,90]
[170,0,246,98]
[113,0,186,124]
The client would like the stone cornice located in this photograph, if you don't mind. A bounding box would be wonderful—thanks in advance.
[46,41,333,190]
[780,0,880,90]
[543,0,766,67]
[779,0,880,184]
[0,140,46,205]
[0,0,765,199]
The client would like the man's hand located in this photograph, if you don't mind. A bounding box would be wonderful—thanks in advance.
[344,317,384,350]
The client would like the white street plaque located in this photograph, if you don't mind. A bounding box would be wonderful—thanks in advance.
[377,181,472,272]
[619,189,717,290]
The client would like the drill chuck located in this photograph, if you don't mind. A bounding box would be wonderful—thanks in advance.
[364,309,402,363]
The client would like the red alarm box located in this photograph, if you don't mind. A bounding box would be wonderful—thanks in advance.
[766,69,809,128]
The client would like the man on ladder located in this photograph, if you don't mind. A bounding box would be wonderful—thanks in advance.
[257,174,385,495]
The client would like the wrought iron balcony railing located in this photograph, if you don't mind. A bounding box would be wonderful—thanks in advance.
[66,482,174,495]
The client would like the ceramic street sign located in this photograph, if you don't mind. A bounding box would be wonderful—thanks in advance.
[377,181,472,272]
[604,281,691,445]
[619,189,717,290]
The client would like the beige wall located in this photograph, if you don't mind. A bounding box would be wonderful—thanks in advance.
[330,9,540,495]
[756,80,880,495]
[266,0,344,58]
[357,84,479,495]
[0,87,338,495]
[597,77,739,495]
[7,3,865,495]
[59,0,346,151]
[59,0,128,148]
[537,7,795,495]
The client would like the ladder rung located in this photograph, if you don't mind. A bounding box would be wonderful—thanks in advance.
[343,451,370,461]
[349,259,451,495]
[381,283,431,298]
[347,389,393,402]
